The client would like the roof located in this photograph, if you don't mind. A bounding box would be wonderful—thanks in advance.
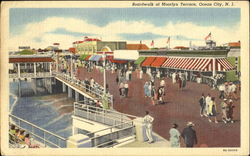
[9,57,54,63]
[126,44,149,50]
[228,42,240,47]
[173,46,189,49]
[69,47,76,54]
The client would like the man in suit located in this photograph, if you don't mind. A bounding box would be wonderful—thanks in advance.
[181,122,197,147]
[199,93,206,117]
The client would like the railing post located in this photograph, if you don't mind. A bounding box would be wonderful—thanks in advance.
[87,105,89,119]
[43,132,46,147]
[103,108,105,124]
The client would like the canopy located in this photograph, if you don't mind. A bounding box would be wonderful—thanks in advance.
[134,57,146,65]
[92,55,102,61]
[84,55,92,61]
[162,57,235,72]
[151,57,167,67]
[79,54,88,61]
[141,57,156,67]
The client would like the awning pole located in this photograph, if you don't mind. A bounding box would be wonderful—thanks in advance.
[212,58,216,77]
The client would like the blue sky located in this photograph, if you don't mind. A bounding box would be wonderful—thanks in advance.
[9,8,241,49]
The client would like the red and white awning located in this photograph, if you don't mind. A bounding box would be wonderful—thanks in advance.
[161,57,234,72]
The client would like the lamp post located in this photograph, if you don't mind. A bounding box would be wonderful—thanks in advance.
[103,51,106,94]
[102,51,110,110]
[70,53,73,78]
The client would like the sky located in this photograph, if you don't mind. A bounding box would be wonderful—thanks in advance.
[9,8,241,50]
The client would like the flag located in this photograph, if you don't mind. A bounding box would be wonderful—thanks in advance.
[166,37,170,44]
[204,32,211,40]
[151,40,154,46]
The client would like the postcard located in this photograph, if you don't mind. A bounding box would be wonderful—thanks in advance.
[1,1,249,156]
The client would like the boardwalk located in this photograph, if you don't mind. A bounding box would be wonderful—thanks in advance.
[77,67,240,147]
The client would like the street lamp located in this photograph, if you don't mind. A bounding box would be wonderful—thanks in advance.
[102,51,110,110]
[103,51,106,94]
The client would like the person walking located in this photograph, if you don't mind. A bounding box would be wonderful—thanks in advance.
[207,97,218,123]
[182,76,186,89]
[116,75,119,84]
[151,86,156,106]
[221,99,229,123]
[169,123,181,147]
[157,86,164,104]
[144,82,149,97]
[160,78,165,87]
[143,111,154,143]
[199,93,206,117]
[229,82,238,100]
[148,82,152,97]
[90,77,94,92]
[218,83,225,99]
[124,82,129,97]
[227,99,235,123]
[139,70,143,79]
[119,82,124,96]
[205,94,211,117]
[178,73,183,90]
[181,122,197,147]
[172,72,176,84]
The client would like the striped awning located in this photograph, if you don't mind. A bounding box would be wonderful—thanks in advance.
[88,55,96,61]
[216,58,235,71]
[141,57,156,67]
[162,57,235,72]
[92,55,102,61]
[151,57,167,67]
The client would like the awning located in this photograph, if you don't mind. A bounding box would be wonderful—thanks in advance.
[92,55,102,61]
[89,55,97,61]
[217,58,235,71]
[151,57,167,67]
[84,55,92,61]
[162,57,235,72]
[110,59,128,64]
[99,55,113,61]
[79,54,88,61]
[141,57,156,67]
[134,57,146,65]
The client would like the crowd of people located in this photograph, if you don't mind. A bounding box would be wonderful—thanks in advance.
[199,92,236,124]
[9,124,40,148]
[56,56,240,147]
[143,111,198,147]
[171,71,187,90]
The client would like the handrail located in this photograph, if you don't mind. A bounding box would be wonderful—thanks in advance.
[86,121,133,136]
[55,72,113,104]
[9,123,61,148]
[74,102,137,119]
[9,114,66,141]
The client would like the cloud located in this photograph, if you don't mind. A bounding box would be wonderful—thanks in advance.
[9,17,241,50]
[47,28,96,37]
[119,32,166,41]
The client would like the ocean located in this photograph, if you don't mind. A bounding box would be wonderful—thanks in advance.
[9,81,73,143]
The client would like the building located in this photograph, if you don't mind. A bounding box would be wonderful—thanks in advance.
[226,41,241,81]
[126,44,149,50]
[73,37,126,55]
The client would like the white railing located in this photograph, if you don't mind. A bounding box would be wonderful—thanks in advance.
[54,72,113,106]
[73,101,136,148]
[9,72,52,78]
[9,114,67,148]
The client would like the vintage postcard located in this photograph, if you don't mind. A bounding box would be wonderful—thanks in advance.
[1,1,249,156]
